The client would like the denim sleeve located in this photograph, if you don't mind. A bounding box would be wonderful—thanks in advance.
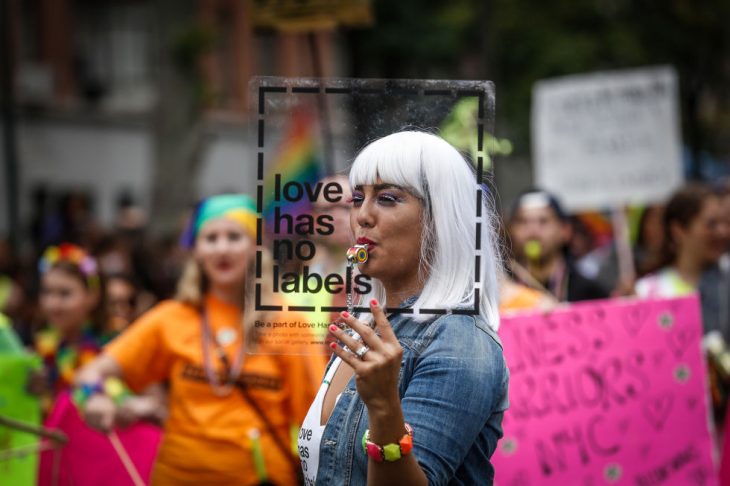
[400,315,507,485]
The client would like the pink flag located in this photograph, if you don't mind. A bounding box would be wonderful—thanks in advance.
[38,393,161,486]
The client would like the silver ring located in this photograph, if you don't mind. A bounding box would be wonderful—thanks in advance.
[355,345,370,359]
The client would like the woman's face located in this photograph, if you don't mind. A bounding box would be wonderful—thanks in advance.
[350,179,425,291]
[40,269,96,335]
[640,205,665,252]
[107,277,136,323]
[676,196,728,265]
[194,217,254,288]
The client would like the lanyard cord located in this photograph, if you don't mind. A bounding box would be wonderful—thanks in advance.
[200,305,246,397]
[550,261,570,302]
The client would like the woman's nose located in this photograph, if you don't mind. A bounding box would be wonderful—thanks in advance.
[355,201,375,228]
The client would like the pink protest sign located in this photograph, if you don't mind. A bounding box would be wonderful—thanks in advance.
[493,296,717,486]
[38,393,161,486]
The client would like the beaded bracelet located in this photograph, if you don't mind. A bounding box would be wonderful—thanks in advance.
[73,377,130,408]
[361,423,414,462]
[72,381,104,408]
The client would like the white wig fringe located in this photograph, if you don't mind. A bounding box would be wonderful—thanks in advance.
[349,131,503,330]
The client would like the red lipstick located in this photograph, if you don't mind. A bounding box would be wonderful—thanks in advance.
[357,237,376,246]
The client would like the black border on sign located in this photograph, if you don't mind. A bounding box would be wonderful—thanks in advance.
[254,79,493,316]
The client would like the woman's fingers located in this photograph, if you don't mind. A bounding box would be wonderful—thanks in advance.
[330,341,364,370]
[338,311,384,352]
[369,299,398,344]
[328,324,368,357]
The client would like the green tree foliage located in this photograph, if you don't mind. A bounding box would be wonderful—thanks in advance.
[488,0,730,165]
[348,0,730,166]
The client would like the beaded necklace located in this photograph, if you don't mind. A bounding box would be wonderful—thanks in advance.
[36,324,107,393]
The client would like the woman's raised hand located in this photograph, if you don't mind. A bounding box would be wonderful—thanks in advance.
[328,300,403,412]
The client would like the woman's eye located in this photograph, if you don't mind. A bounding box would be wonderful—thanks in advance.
[228,232,242,242]
[205,233,217,243]
[349,193,364,206]
[377,193,399,205]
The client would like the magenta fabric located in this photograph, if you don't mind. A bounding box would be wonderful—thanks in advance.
[38,393,161,485]
[493,296,717,485]
[720,418,730,485]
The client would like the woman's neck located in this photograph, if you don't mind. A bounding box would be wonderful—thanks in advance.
[673,251,705,287]
[526,253,563,284]
[59,322,87,342]
[209,283,245,309]
[383,277,424,309]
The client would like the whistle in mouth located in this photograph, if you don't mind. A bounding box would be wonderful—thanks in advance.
[346,244,369,264]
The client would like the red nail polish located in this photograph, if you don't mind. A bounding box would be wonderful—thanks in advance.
[329,342,337,349]
[341,311,350,318]
[329,325,338,332]
[371,299,378,306]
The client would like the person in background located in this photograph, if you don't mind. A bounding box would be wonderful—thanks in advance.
[284,174,356,342]
[32,243,164,424]
[34,244,113,403]
[105,273,145,332]
[699,182,730,339]
[508,189,609,302]
[499,274,557,314]
[0,238,29,342]
[635,183,730,435]
[77,194,325,485]
[633,204,667,278]
[635,184,728,321]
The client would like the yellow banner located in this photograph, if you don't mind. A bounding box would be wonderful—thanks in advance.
[251,0,373,32]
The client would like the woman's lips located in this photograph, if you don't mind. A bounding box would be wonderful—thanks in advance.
[357,237,376,247]
[215,261,232,271]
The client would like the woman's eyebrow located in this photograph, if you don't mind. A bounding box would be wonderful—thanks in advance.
[352,183,401,191]
[352,183,405,192]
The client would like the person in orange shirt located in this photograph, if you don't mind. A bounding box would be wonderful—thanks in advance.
[76,194,325,485]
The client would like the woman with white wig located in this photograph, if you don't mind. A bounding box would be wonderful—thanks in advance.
[297,131,509,485]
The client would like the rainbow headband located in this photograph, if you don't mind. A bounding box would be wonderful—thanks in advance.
[38,244,100,290]
[180,194,257,248]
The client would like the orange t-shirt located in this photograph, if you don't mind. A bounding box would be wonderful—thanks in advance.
[500,282,551,314]
[105,294,326,485]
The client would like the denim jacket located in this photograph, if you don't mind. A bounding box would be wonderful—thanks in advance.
[314,303,509,485]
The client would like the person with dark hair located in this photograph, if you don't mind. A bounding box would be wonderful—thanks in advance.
[635,184,727,302]
[105,273,142,332]
[33,244,113,406]
[507,189,609,302]
[636,184,729,336]
[634,204,667,278]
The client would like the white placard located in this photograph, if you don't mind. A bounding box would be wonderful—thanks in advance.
[532,66,683,212]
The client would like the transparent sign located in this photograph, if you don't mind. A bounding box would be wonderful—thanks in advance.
[249,77,494,355]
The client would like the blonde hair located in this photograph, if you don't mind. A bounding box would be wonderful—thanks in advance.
[175,250,277,348]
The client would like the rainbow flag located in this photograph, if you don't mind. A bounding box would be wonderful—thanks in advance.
[262,106,323,232]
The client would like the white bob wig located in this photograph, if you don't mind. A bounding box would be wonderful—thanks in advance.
[349,131,503,330]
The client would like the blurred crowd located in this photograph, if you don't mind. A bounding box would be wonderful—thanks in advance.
[3,177,730,384]
[1,189,186,347]
[1,174,730,480]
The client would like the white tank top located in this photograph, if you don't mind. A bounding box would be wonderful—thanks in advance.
[298,358,342,484]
